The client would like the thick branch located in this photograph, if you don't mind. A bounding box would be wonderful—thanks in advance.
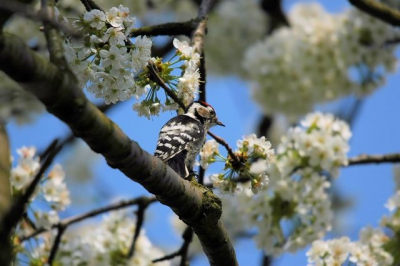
[349,0,400,26]
[80,0,103,12]
[0,124,11,220]
[0,124,11,266]
[0,32,237,266]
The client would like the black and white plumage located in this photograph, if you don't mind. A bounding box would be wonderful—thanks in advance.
[154,101,224,178]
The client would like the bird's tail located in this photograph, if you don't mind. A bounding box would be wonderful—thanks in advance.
[167,151,189,178]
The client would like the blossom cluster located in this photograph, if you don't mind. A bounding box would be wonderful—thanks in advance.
[64,5,151,105]
[306,170,400,266]
[307,229,393,266]
[202,134,275,194]
[244,2,400,116]
[25,210,170,266]
[64,4,201,117]
[216,113,351,256]
[10,146,70,232]
[132,38,201,117]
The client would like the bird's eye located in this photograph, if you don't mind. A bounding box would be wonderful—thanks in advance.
[210,110,215,116]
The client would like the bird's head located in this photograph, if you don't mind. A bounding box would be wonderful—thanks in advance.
[185,101,225,129]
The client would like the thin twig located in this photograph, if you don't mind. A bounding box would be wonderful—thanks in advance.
[129,20,197,38]
[127,198,153,258]
[348,153,400,165]
[216,153,400,187]
[152,226,193,264]
[47,224,66,265]
[147,60,186,110]
[21,196,157,242]
[349,0,400,26]
[3,140,60,237]
[207,131,241,166]
[198,54,206,101]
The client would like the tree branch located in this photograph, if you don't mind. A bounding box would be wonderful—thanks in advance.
[129,20,198,37]
[21,196,157,241]
[349,0,400,26]
[207,131,241,167]
[147,60,186,110]
[80,0,103,12]
[0,1,79,37]
[0,139,60,266]
[0,123,12,266]
[260,0,290,34]
[348,153,400,165]
[127,197,153,258]
[47,224,66,265]
[153,226,194,265]
[0,33,237,266]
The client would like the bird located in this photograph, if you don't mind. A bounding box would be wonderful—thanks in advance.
[154,101,225,178]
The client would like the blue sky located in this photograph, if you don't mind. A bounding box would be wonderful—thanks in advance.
[6,0,400,265]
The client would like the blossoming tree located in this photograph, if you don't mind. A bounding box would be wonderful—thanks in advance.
[1,0,400,265]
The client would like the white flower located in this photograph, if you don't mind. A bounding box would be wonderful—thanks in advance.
[243,2,400,116]
[35,210,59,229]
[42,165,70,210]
[249,159,268,174]
[10,165,32,190]
[83,9,106,30]
[132,102,151,119]
[173,38,194,57]
[106,7,124,28]
[17,146,36,159]
[200,140,219,169]
[99,46,128,69]
[177,66,200,105]
[102,27,126,46]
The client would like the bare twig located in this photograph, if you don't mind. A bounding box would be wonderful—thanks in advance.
[207,131,241,166]
[349,0,400,26]
[21,196,157,242]
[147,60,186,110]
[153,226,193,265]
[47,224,66,265]
[348,153,400,165]
[129,20,197,38]
[127,198,154,258]
[215,153,400,187]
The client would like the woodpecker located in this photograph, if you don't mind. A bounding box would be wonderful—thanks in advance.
[154,101,225,178]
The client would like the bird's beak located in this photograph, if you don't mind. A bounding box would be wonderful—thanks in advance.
[215,119,225,127]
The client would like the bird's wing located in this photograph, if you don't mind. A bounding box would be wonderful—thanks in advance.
[154,115,204,162]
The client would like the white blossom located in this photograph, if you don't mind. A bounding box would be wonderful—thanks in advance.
[200,140,219,169]
[243,2,400,116]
